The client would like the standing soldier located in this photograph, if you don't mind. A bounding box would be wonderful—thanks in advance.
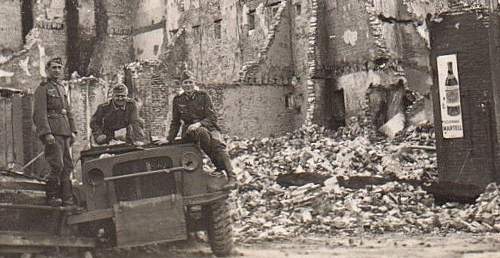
[90,83,145,145]
[166,79,237,190]
[33,57,77,206]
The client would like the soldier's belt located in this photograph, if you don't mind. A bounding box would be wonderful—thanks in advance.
[47,109,67,117]
[47,108,67,115]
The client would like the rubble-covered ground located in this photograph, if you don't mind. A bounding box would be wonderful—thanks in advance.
[98,232,500,258]
[224,123,500,243]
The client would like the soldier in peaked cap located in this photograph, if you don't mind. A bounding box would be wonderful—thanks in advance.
[90,83,145,145]
[33,57,77,206]
[165,78,237,190]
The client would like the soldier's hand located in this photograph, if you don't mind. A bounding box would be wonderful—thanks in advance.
[187,122,202,132]
[154,139,169,145]
[45,134,56,145]
[96,134,107,144]
[133,141,145,146]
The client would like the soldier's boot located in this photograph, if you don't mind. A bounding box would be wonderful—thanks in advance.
[61,179,75,206]
[215,151,238,191]
[46,179,62,207]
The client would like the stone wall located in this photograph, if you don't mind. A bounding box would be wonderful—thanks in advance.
[69,77,110,154]
[88,0,134,77]
[135,0,165,28]
[0,0,23,52]
[77,0,97,75]
[133,0,165,60]
[164,0,242,83]
[313,0,450,123]
[33,0,67,67]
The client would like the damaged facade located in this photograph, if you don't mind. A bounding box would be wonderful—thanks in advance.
[0,0,494,168]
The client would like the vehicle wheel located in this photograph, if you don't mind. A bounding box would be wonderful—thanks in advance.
[203,200,234,257]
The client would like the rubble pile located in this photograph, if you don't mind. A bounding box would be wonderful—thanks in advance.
[226,125,500,243]
[228,124,436,183]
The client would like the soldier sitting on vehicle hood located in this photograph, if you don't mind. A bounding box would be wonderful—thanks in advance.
[160,78,237,190]
[90,83,145,146]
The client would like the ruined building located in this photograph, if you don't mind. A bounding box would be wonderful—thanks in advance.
[0,0,495,169]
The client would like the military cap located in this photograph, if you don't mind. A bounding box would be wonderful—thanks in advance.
[46,57,63,67]
[112,83,128,96]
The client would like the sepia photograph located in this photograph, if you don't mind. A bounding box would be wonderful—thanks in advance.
[1,0,500,257]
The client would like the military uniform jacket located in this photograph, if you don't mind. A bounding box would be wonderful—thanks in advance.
[90,99,141,140]
[33,79,76,139]
[167,90,220,142]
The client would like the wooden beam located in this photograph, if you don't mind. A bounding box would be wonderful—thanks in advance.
[0,203,76,211]
[67,209,114,225]
[12,95,24,168]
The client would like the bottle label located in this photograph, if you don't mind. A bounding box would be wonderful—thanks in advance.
[437,54,463,139]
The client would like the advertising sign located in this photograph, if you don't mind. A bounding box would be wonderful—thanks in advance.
[437,54,464,139]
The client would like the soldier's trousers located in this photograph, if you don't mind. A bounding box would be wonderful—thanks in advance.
[43,135,73,201]
[183,127,235,177]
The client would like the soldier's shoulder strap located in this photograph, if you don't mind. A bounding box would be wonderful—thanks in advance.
[125,98,139,107]
[98,101,112,109]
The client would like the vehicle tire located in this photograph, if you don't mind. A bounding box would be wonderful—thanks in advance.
[203,200,234,257]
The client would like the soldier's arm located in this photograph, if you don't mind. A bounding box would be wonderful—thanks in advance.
[128,101,142,126]
[167,97,181,142]
[33,85,52,139]
[90,105,105,138]
[65,95,77,134]
[127,101,146,142]
[200,92,217,129]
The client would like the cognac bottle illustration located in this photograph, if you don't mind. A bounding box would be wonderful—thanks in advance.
[445,62,461,116]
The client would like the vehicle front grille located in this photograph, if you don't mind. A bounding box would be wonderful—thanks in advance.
[112,157,176,202]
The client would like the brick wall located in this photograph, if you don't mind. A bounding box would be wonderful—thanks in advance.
[130,63,172,137]
[122,62,300,138]
[205,84,299,137]
[290,0,310,126]
[430,11,498,188]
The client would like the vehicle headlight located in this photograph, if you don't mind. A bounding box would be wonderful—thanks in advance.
[87,169,105,186]
[182,152,200,172]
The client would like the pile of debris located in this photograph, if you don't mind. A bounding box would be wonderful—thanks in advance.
[226,124,499,243]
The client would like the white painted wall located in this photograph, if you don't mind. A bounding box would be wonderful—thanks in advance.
[133,28,164,60]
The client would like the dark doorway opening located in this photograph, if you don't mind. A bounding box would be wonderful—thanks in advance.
[324,79,346,130]
[66,0,80,76]
[21,0,34,44]
[331,89,346,130]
